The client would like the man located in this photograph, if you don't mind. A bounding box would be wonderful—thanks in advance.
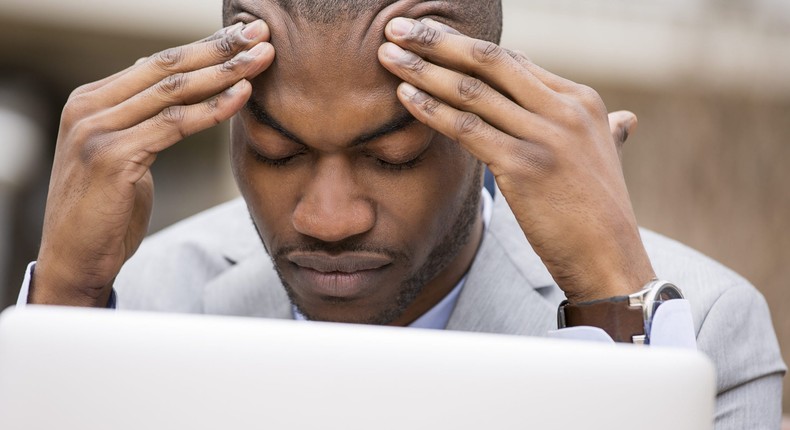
[19,0,785,428]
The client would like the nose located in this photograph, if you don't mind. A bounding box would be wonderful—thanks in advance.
[292,156,375,243]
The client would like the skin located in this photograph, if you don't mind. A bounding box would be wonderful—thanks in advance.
[227,2,485,325]
[378,17,655,302]
[30,2,650,323]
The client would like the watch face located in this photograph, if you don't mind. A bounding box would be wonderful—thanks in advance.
[656,284,684,301]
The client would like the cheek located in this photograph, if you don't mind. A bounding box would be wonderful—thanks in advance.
[370,139,477,251]
[230,119,299,246]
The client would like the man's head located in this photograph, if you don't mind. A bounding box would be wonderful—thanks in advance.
[223,0,502,325]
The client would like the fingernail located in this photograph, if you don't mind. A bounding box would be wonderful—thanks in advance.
[247,43,267,57]
[389,17,415,37]
[421,18,461,35]
[400,82,419,98]
[225,79,248,96]
[421,18,441,30]
[242,20,264,39]
[382,43,406,60]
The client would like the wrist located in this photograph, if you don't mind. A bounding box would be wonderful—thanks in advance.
[560,240,656,304]
[562,267,656,304]
[29,262,112,307]
[558,280,684,344]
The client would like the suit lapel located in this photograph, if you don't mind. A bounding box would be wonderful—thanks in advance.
[200,201,293,319]
[202,252,293,319]
[447,188,563,336]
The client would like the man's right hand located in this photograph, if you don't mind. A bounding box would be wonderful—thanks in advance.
[30,20,274,307]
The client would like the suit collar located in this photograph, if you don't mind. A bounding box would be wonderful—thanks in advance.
[446,187,560,336]
[200,199,293,319]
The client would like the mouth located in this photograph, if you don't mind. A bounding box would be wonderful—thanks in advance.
[287,252,393,298]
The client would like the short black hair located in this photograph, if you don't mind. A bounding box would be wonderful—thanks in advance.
[224,0,503,43]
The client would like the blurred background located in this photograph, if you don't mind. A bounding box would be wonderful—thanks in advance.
[0,0,788,417]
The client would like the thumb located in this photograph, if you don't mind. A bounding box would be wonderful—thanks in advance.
[608,110,638,161]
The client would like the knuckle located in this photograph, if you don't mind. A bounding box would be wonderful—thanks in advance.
[418,96,441,116]
[152,48,184,72]
[62,93,91,124]
[457,77,486,106]
[71,121,108,165]
[202,96,222,118]
[505,49,530,66]
[220,56,242,73]
[574,84,605,112]
[69,119,94,145]
[404,54,428,74]
[160,105,187,125]
[556,98,588,128]
[69,84,92,98]
[214,34,237,57]
[157,73,187,100]
[472,41,505,67]
[212,26,229,39]
[205,96,220,111]
[454,112,483,137]
[414,24,442,47]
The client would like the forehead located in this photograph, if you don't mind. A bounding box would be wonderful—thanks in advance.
[227,0,462,144]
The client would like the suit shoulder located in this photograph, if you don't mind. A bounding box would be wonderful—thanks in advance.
[640,227,752,298]
[116,198,263,311]
[639,228,767,333]
[142,197,258,258]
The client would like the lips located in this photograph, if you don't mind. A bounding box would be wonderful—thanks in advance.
[288,252,392,273]
[287,252,393,298]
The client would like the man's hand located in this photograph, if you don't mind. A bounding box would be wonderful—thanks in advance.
[31,20,275,306]
[378,18,653,303]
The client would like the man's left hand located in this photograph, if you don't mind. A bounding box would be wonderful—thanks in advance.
[378,17,654,303]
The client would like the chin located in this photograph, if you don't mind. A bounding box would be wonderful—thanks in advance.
[285,284,409,325]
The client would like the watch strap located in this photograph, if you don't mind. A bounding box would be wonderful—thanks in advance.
[558,296,646,343]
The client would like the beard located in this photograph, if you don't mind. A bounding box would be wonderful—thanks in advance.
[255,165,483,325]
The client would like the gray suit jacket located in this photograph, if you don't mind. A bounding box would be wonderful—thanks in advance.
[117,190,786,429]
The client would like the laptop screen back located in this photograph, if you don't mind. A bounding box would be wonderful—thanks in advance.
[0,306,715,430]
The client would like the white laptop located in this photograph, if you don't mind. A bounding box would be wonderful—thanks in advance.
[0,306,715,430]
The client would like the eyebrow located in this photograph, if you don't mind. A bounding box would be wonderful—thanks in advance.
[245,98,418,147]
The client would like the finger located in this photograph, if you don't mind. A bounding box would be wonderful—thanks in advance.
[378,42,543,140]
[122,79,252,155]
[109,24,243,83]
[385,17,556,112]
[92,20,270,108]
[418,18,576,96]
[73,22,247,97]
[101,42,273,130]
[608,110,638,160]
[419,18,461,35]
[192,22,244,45]
[501,48,577,94]
[396,82,525,169]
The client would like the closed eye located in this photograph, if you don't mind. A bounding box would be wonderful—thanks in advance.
[374,153,426,171]
[249,146,305,167]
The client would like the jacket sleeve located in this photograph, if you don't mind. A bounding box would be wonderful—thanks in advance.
[695,284,786,429]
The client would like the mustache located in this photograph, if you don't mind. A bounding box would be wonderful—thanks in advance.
[248,213,409,264]
[271,239,409,263]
